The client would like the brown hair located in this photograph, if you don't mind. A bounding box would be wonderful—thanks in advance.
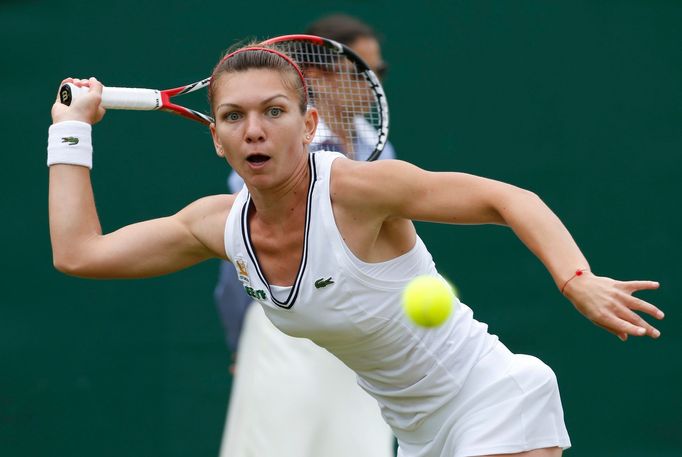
[305,13,378,46]
[208,44,308,116]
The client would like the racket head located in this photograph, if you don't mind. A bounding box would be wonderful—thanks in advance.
[261,34,389,161]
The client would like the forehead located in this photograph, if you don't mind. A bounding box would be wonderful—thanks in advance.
[212,68,298,102]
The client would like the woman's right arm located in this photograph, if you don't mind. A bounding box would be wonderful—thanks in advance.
[49,78,230,279]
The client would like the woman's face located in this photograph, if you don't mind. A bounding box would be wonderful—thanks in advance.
[210,68,317,190]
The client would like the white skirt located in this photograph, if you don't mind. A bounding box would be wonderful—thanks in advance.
[397,342,571,457]
[219,302,394,457]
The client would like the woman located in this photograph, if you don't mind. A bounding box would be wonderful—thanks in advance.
[48,45,664,457]
[215,17,397,457]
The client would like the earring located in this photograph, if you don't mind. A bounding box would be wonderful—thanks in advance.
[305,135,311,140]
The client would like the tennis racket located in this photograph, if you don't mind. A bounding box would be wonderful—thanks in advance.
[60,34,389,161]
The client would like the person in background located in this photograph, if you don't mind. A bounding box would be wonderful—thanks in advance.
[214,13,397,457]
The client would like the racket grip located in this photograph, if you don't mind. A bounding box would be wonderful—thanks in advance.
[60,83,162,111]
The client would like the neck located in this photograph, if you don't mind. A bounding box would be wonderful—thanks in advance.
[248,153,310,226]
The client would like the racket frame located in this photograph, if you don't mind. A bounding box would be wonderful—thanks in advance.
[59,34,389,160]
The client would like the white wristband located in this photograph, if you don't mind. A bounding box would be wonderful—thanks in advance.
[47,121,93,169]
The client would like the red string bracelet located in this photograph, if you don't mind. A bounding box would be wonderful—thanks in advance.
[560,269,589,294]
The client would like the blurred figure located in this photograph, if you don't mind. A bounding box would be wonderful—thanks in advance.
[216,13,396,457]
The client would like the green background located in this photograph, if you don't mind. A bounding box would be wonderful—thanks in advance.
[1,1,680,456]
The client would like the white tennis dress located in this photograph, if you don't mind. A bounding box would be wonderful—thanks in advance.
[224,151,571,457]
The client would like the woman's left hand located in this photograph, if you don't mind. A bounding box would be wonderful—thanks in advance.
[563,272,664,341]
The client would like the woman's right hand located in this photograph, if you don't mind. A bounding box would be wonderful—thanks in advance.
[51,77,106,125]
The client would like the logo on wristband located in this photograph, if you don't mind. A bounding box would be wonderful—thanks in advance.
[61,136,79,146]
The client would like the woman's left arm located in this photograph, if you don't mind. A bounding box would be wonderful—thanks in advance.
[351,159,664,340]
[482,180,663,342]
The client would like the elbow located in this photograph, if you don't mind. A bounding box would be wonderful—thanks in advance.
[52,250,92,277]
[510,185,539,200]
[53,254,81,276]
[510,187,542,206]
[51,234,103,277]
[495,187,545,225]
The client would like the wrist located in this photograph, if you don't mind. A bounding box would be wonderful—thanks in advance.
[560,268,590,295]
[47,121,93,169]
[52,114,93,124]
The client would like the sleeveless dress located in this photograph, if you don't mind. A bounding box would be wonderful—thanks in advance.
[224,151,571,456]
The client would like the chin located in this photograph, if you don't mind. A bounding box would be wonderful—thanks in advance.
[244,174,277,190]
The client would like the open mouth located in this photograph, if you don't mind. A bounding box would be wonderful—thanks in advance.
[246,154,271,164]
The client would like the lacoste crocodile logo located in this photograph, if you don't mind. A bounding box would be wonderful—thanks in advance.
[61,136,79,145]
[314,277,335,289]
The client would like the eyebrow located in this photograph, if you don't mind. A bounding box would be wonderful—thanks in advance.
[215,94,290,111]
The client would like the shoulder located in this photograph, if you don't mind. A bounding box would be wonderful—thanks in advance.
[329,158,424,208]
[327,158,420,256]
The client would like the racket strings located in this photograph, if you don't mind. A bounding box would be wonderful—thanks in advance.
[275,41,383,160]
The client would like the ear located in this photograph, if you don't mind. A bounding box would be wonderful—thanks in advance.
[210,122,225,158]
[303,107,319,146]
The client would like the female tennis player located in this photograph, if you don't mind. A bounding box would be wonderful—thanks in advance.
[48,45,664,457]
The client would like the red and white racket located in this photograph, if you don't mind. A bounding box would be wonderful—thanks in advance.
[60,78,212,125]
[60,34,389,161]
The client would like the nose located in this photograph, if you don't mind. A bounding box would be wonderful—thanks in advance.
[244,113,266,144]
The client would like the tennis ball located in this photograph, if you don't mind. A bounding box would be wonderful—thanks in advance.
[402,275,455,327]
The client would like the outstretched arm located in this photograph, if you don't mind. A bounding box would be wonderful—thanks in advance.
[49,78,230,279]
[340,159,664,341]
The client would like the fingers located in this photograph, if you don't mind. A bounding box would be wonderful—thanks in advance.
[52,76,105,125]
[622,292,665,320]
[54,77,100,103]
[64,77,91,88]
[613,280,664,339]
[615,305,661,339]
[594,300,661,341]
[594,322,628,342]
[621,280,660,293]
[88,77,103,95]
[605,313,647,337]
[87,78,106,123]
[618,283,664,339]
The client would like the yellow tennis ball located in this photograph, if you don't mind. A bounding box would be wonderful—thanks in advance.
[402,275,455,327]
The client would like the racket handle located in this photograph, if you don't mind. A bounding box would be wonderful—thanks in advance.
[60,83,162,111]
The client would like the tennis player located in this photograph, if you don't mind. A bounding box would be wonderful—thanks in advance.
[215,15,395,457]
[48,44,664,457]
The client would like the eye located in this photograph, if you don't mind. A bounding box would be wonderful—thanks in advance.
[223,111,242,122]
[267,107,283,117]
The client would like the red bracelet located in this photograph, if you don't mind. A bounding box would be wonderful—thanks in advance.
[560,269,589,294]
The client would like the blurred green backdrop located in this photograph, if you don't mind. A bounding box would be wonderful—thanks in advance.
[1,1,680,456]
